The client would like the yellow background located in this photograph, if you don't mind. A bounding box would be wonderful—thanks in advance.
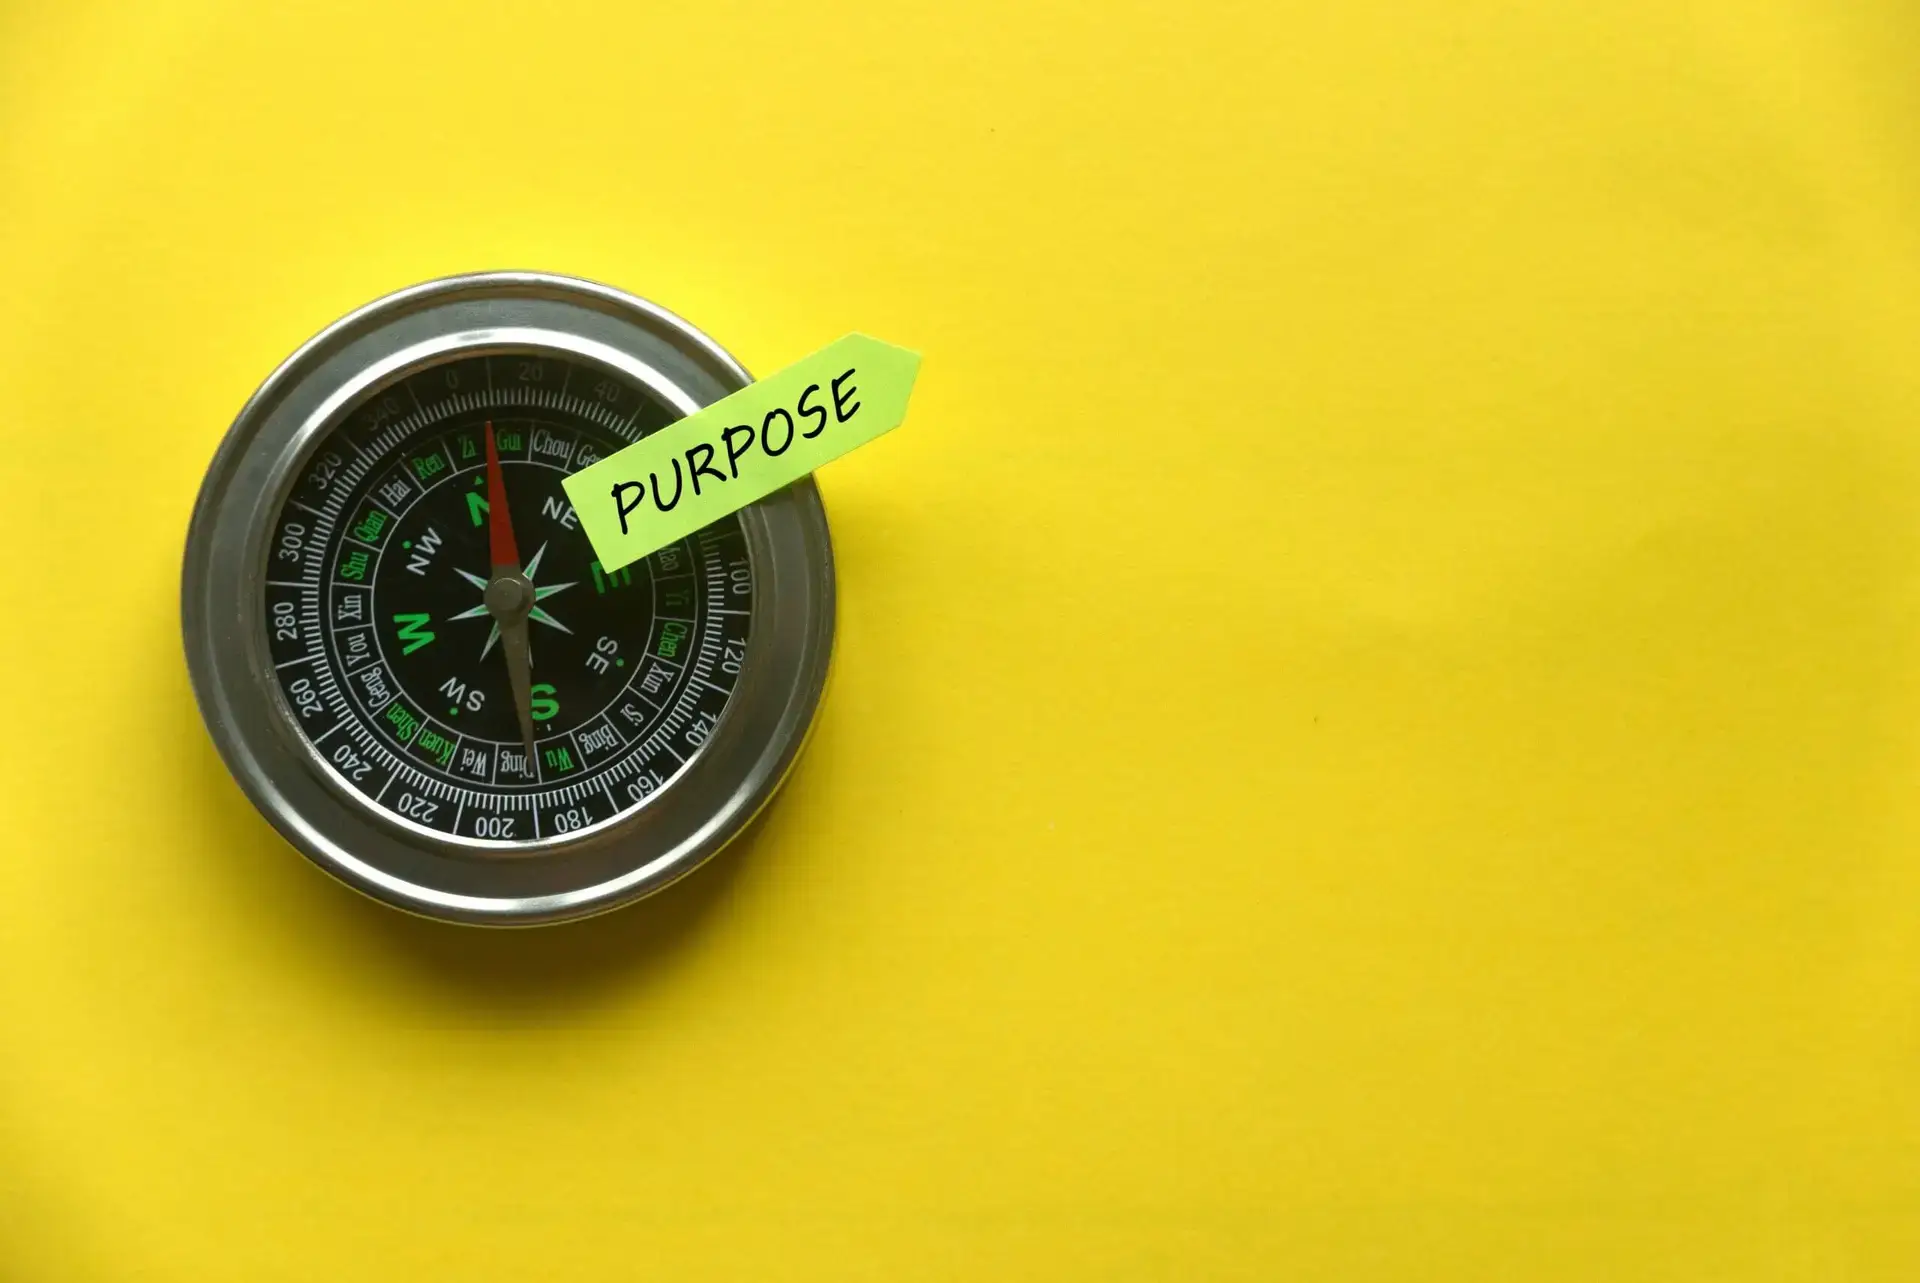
[3,1,1919,1277]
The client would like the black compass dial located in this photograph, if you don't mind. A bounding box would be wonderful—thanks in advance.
[261,351,753,845]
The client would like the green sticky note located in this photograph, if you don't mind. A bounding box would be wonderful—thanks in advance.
[564,333,921,571]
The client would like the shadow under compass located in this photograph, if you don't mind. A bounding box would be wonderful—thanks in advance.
[180,708,789,1023]
[350,811,775,1016]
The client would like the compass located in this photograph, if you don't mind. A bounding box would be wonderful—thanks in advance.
[183,273,835,924]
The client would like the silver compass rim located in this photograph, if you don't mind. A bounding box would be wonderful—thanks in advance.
[181,271,835,926]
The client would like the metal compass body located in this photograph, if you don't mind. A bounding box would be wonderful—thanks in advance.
[184,274,835,924]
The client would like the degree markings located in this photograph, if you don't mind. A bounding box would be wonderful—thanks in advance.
[277,360,751,831]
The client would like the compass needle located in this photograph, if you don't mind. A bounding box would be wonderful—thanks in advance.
[481,421,538,762]
[499,614,537,760]
[184,274,830,922]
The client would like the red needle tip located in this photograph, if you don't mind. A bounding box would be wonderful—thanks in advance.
[483,420,520,569]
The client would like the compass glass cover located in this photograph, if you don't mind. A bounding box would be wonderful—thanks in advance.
[262,351,753,846]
